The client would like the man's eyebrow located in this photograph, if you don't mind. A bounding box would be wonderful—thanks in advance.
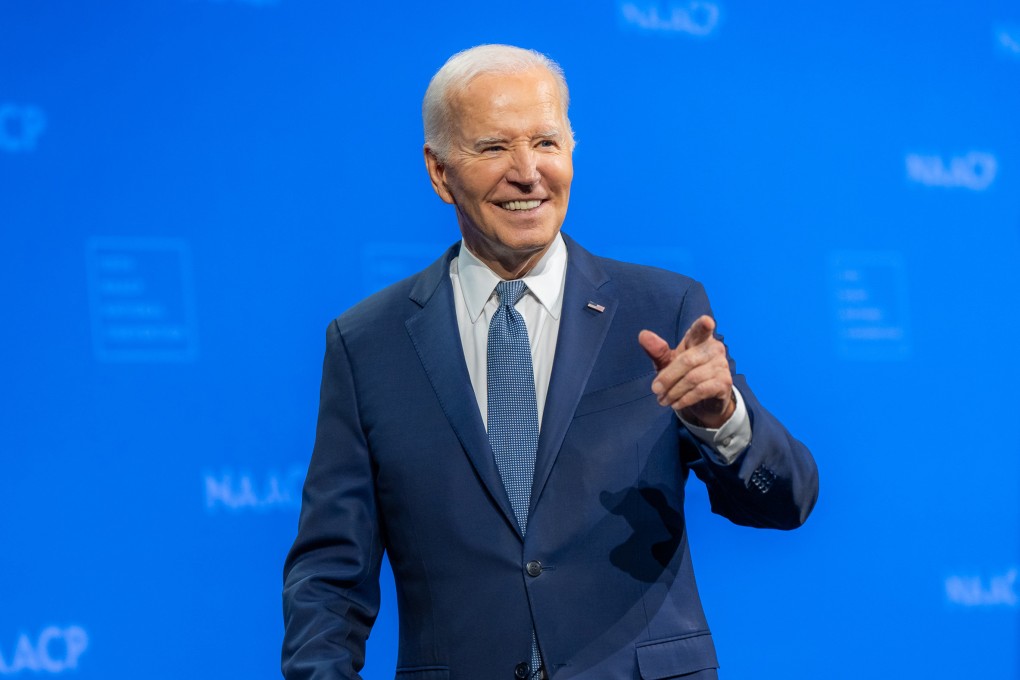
[473,136,508,149]
[534,129,563,139]
[471,130,564,150]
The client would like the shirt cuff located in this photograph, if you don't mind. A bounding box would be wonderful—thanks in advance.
[677,387,751,465]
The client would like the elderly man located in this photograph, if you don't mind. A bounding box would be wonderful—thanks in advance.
[283,44,818,680]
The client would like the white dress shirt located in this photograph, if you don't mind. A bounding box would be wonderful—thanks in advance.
[449,233,750,464]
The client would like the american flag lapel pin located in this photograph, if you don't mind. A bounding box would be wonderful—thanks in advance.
[586,301,606,313]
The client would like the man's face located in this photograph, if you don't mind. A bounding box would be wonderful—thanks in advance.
[425,68,574,277]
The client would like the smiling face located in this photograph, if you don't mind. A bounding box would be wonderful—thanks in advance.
[424,67,574,279]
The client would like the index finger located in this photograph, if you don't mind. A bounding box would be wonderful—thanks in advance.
[679,315,716,351]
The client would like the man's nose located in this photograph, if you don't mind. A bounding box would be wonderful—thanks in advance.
[506,146,541,188]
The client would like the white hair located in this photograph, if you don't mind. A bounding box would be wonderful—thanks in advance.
[423,44,573,162]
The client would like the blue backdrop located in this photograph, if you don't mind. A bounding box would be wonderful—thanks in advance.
[2,1,1018,677]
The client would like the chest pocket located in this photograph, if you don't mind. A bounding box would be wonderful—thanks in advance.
[573,371,657,418]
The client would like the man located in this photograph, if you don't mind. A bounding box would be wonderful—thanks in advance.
[283,44,818,680]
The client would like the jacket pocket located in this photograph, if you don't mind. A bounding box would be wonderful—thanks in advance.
[395,666,449,680]
[636,631,718,679]
[574,371,657,417]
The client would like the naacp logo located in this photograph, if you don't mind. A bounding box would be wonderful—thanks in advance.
[0,104,46,153]
[619,1,720,36]
[204,467,305,512]
[906,152,997,191]
[0,626,88,674]
[945,568,1017,607]
[997,26,1020,57]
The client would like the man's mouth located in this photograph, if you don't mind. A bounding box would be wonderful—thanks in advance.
[498,200,542,211]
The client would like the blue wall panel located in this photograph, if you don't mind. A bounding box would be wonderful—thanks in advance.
[1,1,1017,677]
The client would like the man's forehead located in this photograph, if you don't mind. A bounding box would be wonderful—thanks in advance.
[451,69,566,134]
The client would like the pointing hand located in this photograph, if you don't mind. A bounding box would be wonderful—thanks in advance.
[638,315,735,428]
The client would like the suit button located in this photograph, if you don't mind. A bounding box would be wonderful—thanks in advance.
[526,560,543,577]
[515,661,530,678]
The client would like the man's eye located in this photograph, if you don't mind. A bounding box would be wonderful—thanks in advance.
[538,140,557,148]
[483,145,505,153]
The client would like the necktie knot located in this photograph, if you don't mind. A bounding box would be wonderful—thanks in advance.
[496,280,528,309]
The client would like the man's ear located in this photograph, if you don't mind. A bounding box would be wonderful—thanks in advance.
[424,145,456,205]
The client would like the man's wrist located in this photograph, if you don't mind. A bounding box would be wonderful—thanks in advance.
[678,389,736,429]
[678,388,751,465]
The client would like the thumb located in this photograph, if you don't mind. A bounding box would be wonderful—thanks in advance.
[679,315,715,351]
[638,330,673,370]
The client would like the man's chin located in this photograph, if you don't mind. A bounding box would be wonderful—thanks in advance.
[498,232,559,258]
[462,228,559,277]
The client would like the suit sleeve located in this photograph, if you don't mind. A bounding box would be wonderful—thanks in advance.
[282,319,383,679]
[678,282,819,530]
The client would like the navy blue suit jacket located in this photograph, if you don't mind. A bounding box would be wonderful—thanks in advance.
[282,235,818,679]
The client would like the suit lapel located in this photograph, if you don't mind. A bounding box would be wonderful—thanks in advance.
[404,245,520,536]
[403,236,618,535]
[530,235,616,515]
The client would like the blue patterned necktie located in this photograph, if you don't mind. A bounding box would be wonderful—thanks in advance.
[487,280,543,678]
[487,280,539,533]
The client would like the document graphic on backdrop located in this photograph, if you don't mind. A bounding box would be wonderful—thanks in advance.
[828,251,910,361]
[0,626,88,676]
[360,242,449,297]
[0,103,46,153]
[618,1,721,36]
[85,238,198,362]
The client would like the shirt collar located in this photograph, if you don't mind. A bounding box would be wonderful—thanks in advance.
[456,233,567,323]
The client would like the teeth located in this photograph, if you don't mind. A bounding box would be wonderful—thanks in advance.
[500,200,541,211]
